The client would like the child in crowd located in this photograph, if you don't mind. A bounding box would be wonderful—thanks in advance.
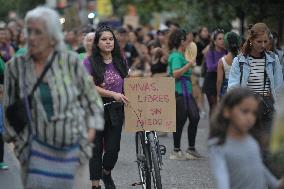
[208,88,282,189]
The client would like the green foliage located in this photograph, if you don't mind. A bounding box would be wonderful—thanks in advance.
[0,0,19,20]
[111,0,283,34]
[0,0,45,21]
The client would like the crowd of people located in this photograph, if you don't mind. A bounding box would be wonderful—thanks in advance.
[0,6,283,189]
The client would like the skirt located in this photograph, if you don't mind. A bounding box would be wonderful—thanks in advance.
[202,72,217,96]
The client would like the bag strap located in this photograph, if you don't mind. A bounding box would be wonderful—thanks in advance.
[263,54,268,97]
[238,55,244,85]
[30,51,57,96]
[22,51,57,133]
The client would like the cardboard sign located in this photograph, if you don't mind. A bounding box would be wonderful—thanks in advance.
[124,77,176,132]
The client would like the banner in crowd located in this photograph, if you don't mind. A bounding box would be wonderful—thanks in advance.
[124,77,176,132]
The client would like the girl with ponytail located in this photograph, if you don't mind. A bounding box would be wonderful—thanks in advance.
[216,32,241,99]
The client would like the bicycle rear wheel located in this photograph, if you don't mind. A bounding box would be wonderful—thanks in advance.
[148,132,162,189]
[136,132,151,189]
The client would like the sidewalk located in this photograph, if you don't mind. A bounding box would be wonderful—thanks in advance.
[0,144,23,189]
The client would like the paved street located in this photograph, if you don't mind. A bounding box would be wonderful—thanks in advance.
[113,119,215,189]
[0,119,215,189]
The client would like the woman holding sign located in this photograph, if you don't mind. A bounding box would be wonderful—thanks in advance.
[84,25,128,189]
[168,29,201,160]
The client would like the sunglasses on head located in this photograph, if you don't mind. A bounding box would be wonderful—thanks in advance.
[212,28,224,39]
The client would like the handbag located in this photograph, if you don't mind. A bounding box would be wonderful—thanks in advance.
[6,52,57,134]
[259,95,274,115]
[259,63,274,116]
[26,137,80,189]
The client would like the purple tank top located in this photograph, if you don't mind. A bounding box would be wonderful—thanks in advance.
[205,49,226,72]
[83,58,124,93]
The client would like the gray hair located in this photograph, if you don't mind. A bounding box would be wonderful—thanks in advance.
[24,6,65,51]
[83,32,95,49]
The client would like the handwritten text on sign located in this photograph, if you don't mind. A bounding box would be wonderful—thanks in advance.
[124,77,176,132]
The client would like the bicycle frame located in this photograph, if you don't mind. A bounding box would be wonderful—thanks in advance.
[143,131,164,168]
[134,130,166,189]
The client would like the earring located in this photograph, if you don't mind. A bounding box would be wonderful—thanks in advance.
[249,42,252,46]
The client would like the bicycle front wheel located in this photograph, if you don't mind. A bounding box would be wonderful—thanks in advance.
[148,132,162,189]
[136,132,151,189]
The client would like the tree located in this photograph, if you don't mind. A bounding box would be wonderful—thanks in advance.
[0,0,45,21]
[111,0,283,42]
[0,0,19,20]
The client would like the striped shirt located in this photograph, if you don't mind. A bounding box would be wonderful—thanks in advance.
[3,50,104,163]
[247,56,271,95]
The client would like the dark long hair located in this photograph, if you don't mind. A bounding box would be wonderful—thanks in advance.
[209,28,225,50]
[209,88,262,145]
[168,29,186,51]
[90,25,128,85]
[224,32,241,57]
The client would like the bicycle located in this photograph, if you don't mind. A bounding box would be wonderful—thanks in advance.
[134,130,166,189]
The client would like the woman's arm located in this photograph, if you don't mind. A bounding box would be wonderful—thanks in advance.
[74,56,104,132]
[3,59,18,140]
[228,57,242,90]
[272,55,284,100]
[209,145,230,189]
[216,59,224,99]
[173,60,194,79]
[263,165,278,189]
[95,85,128,103]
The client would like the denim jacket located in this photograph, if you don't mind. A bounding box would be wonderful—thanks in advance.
[228,52,284,101]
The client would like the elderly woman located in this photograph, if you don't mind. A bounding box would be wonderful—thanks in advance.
[3,7,104,189]
[81,32,95,66]
[79,32,95,62]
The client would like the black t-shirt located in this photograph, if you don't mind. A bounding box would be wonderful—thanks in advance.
[151,60,167,75]
[196,38,210,66]
[123,43,139,67]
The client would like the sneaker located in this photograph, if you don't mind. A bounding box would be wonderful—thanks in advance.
[0,162,8,170]
[169,150,186,160]
[185,148,203,160]
[102,172,116,189]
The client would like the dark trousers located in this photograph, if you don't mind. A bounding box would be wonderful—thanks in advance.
[203,72,217,115]
[173,94,200,149]
[206,94,217,116]
[89,102,124,180]
[0,134,3,162]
